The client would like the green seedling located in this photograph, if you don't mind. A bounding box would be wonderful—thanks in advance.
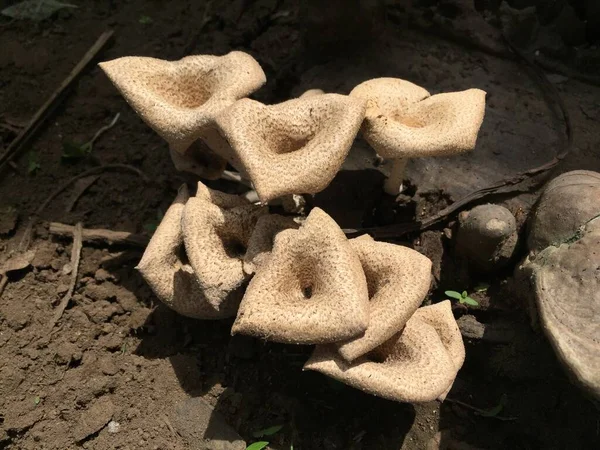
[252,425,283,438]
[34,396,41,406]
[246,442,269,450]
[61,113,120,161]
[445,290,479,307]
[477,394,508,418]
[27,151,41,175]
[139,15,153,24]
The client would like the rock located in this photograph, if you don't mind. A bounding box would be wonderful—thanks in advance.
[520,218,600,400]
[72,396,115,442]
[527,170,600,253]
[455,204,518,272]
[170,397,246,450]
[457,315,518,343]
[31,241,57,270]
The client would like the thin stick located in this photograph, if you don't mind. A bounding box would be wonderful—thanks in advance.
[65,175,100,212]
[49,222,83,330]
[49,222,149,248]
[88,113,120,149]
[444,397,517,422]
[18,164,148,252]
[0,30,114,174]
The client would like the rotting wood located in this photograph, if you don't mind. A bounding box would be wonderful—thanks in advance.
[49,222,83,330]
[49,222,149,248]
[0,30,114,174]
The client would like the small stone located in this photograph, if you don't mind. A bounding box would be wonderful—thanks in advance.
[98,356,119,375]
[94,268,114,282]
[107,420,120,433]
[72,396,115,442]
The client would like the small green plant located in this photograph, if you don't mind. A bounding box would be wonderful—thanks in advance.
[478,394,508,418]
[33,396,41,406]
[246,424,284,450]
[61,113,120,161]
[27,151,41,175]
[139,15,153,24]
[445,290,479,307]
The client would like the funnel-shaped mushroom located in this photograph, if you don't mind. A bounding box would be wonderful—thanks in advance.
[232,208,369,344]
[336,236,433,362]
[99,51,266,166]
[181,196,266,309]
[136,185,242,319]
[242,214,299,275]
[350,78,486,195]
[304,301,464,403]
[216,94,366,202]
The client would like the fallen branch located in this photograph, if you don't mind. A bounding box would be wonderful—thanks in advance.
[0,30,114,174]
[49,222,83,330]
[49,222,149,248]
[348,31,572,239]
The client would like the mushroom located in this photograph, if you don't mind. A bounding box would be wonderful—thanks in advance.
[181,191,267,309]
[242,214,300,276]
[231,208,369,344]
[215,93,366,202]
[349,78,486,195]
[299,88,325,98]
[136,185,243,319]
[336,235,432,362]
[304,301,465,403]
[99,51,266,175]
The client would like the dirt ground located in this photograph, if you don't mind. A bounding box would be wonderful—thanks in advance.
[1,0,600,449]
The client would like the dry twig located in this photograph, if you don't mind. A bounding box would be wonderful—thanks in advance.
[0,30,114,174]
[49,222,83,330]
[49,222,149,248]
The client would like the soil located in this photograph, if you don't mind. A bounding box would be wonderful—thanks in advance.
[1,1,600,449]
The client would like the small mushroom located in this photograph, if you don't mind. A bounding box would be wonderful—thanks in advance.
[216,94,366,202]
[350,78,486,195]
[304,301,465,403]
[336,236,433,362]
[455,204,518,272]
[232,208,369,344]
[136,185,242,319]
[99,51,266,173]
[181,194,267,309]
[527,170,600,253]
[299,88,325,98]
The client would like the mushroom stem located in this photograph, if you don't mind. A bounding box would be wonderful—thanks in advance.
[384,158,408,195]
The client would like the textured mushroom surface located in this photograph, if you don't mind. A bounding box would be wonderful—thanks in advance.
[181,196,266,308]
[304,302,464,403]
[216,94,366,202]
[242,214,299,275]
[336,237,432,362]
[456,204,518,272]
[522,219,600,400]
[136,185,241,319]
[99,51,266,153]
[528,170,600,253]
[350,77,486,159]
[232,208,369,344]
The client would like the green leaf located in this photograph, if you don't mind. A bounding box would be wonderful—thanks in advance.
[33,396,41,405]
[478,394,507,417]
[27,152,40,175]
[474,283,490,293]
[461,291,468,298]
[461,297,479,307]
[62,141,91,160]
[253,425,283,438]
[444,290,463,301]
[2,0,78,21]
[246,442,269,450]
[139,15,153,24]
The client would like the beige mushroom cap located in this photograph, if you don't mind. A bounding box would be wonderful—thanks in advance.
[181,196,266,309]
[99,51,266,153]
[216,94,366,202]
[337,238,433,362]
[232,207,369,344]
[350,77,486,159]
[304,301,465,403]
[242,214,299,276]
[136,185,241,319]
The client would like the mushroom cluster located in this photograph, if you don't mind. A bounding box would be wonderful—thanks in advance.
[137,181,465,403]
[100,51,478,403]
[100,51,486,200]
